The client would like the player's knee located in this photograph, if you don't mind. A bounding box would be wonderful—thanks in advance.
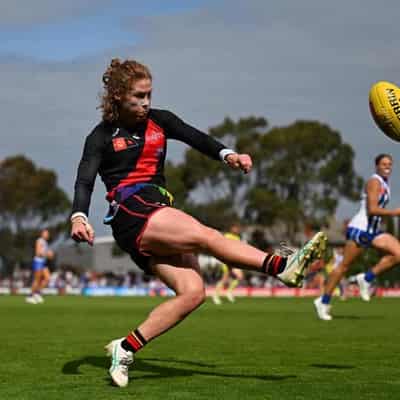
[182,286,206,311]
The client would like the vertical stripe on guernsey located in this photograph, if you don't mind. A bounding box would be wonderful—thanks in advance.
[349,174,390,234]
[117,119,166,189]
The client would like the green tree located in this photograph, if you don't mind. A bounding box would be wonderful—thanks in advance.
[0,155,71,271]
[246,120,364,240]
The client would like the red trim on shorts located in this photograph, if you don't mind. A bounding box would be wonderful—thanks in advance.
[136,206,170,256]
[118,204,148,219]
[132,194,163,207]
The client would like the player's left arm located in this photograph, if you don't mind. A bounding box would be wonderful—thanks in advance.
[162,110,252,173]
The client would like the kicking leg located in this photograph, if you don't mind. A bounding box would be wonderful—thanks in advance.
[140,207,327,287]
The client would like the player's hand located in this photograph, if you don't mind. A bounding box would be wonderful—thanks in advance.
[225,153,252,174]
[71,218,95,246]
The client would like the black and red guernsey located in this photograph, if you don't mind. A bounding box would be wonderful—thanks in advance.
[72,109,228,216]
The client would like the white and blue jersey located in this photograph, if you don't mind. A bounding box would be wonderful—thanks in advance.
[32,238,49,271]
[346,174,390,247]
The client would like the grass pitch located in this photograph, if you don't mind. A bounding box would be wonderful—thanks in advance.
[0,296,399,400]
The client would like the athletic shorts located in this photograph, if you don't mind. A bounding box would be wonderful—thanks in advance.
[32,257,46,272]
[346,226,383,248]
[110,185,172,273]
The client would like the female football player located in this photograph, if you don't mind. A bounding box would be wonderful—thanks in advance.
[26,229,52,304]
[70,58,326,387]
[314,154,400,320]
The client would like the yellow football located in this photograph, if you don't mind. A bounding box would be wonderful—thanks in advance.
[369,81,400,142]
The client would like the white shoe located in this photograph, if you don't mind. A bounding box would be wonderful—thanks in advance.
[25,296,38,304]
[226,292,235,303]
[277,232,327,287]
[34,293,44,303]
[356,273,371,302]
[212,294,222,305]
[313,297,332,321]
[105,338,134,387]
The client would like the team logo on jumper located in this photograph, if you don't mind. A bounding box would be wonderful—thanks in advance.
[112,137,139,152]
[112,138,128,152]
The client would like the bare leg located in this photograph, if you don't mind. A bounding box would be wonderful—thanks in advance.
[231,268,244,281]
[30,271,42,294]
[215,270,229,298]
[140,208,271,271]
[370,234,400,276]
[137,254,205,341]
[226,268,243,301]
[38,268,50,291]
[323,241,363,296]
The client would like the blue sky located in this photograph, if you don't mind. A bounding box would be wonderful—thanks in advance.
[0,1,208,60]
[1,0,400,235]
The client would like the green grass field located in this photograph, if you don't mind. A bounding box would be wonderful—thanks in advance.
[0,296,399,400]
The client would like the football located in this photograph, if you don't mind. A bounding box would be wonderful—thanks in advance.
[369,81,400,142]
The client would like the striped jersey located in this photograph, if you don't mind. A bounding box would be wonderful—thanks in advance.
[348,173,390,234]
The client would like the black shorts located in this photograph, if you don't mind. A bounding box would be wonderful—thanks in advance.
[110,185,172,273]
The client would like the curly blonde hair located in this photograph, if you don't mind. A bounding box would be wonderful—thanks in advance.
[100,58,152,123]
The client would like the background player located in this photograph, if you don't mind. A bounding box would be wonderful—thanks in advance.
[26,229,53,304]
[212,223,244,304]
[314,154,400,320]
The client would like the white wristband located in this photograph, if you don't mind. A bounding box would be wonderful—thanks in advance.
[70,212,88,223]
[219,148,236,163]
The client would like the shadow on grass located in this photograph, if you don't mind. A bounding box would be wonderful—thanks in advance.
[333,315,384,320]
[62,356,296,382]
[310,363,355,370]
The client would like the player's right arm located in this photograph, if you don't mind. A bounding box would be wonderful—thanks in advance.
[366,178,400,217]
[70,127,105,245]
